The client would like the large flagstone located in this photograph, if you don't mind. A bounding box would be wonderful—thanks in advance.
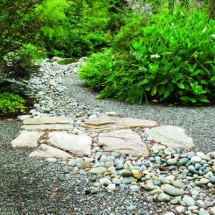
[23,116,73,125]
[11,131,44,148]
[47,132,92,156]
[29,144,74,158]
[98,129,149,157]
[80,116,157,131]
[21,124,73,131]
[144,125,194,149]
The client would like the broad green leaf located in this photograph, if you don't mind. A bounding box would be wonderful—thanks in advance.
[138,79,149,86]
[160,79,168,85]
[190,98,197,103]
[191,70,203,76]
[151,86,157,96]
[201,80,208,84]
[174,73,183,81]
[209,77,215,82]
[164,89,170,99]
[180,96,191,101]
[177,83,185,89]
[198,98,210,102]
[145,86,151,91]
[158,85,165,95]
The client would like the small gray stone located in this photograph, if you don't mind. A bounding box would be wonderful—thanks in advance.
[209,176,215,183]
[172,180,186,189]
[130,185,140,191]
[120,169,133,177]
[127,205,137,212]
[158,193,171,202]
[164,185,184,197]
[175,206,185,213]
[188,165,199,174]
[198,208,209,215]
[46,158,57,162]
[112,178,121,185]
[121,177,137,184]
[89,167,107,174]
[178,158,189,166]
[182,195,196,206]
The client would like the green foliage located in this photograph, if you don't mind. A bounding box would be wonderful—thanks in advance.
[0,0,68,78]
[44,0,124,58]
[0,92,26,114]
[79,8,215,105]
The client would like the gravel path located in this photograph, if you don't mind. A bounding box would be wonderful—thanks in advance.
[1,64,215,214]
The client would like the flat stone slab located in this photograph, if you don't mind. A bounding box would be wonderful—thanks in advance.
[21,124,73,131]
[98,129,149,157]
[144,125,194,149]
[47,132,92,156]
[80,116,157,131]
[23,116,73,125]
[11,131,44,148]
[29,144,74,158]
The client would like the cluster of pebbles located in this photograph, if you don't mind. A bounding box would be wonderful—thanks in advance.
[43,137,215,215]
[1,57,215,214]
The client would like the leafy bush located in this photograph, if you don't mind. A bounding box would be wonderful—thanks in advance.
[79,8,215,105]
[0,92,26,114]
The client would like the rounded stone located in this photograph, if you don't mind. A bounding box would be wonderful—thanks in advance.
[163,184,184,197]
[158,193,171,202]
[131,169,142,179]
[182,195,196,206]
[172,180,186,189]
[209,176,215,183]
[175,206,185,213]
[89,167,107,174]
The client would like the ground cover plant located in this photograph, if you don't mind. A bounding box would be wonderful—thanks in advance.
[0,92,26,114]
[79,6,215,105]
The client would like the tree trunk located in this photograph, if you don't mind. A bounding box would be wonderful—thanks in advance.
[208,0,215,20]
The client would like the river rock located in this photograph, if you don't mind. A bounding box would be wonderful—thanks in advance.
[158,193,171,202]
[182,195,196,206]
[163,184,184,197]
[89,167,107,174]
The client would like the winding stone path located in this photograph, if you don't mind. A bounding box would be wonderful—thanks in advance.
[11,116,194,158]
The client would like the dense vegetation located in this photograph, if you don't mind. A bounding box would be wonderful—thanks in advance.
[0,0,215,113]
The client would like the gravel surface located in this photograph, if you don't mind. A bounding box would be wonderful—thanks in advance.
[1,60,215,215]
[65,72,215,153]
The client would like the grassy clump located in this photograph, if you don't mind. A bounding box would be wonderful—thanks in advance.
[79,8,215,105]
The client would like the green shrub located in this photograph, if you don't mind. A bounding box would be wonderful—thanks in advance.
[79,8,215,105]
[0,92,26,114]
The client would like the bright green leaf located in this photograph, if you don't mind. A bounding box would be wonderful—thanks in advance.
[164,89,170,99]
[151,86,157,96]
[180,96,191,101]
[177,83,185,89]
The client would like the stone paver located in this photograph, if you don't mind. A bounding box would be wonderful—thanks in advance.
[23,116,73,125]
[80,116,157,131]
[47,132,92,156]
[29,144,73,158]
[144,125,194,149]
[21,124,73,131]
[11,130,44,148]
[98,129,149,157]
